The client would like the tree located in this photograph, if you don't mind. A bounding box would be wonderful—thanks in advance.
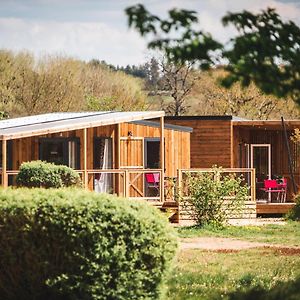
[126,5,300,106]
[125,4,221,68]
[158,60,197,116]
[190,69,300,119]
[221,8,300,105]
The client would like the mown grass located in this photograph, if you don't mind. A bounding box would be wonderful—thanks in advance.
[167,248,300,300]
[177,221,300,247]
[166,221,300,299]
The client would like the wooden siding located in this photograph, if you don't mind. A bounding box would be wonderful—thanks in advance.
[233,126,299,201]
[120,123,190,177]
[9,122,190,178]
[165,119,232,168]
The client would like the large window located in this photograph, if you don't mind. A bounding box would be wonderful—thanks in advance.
[39,138,80,169]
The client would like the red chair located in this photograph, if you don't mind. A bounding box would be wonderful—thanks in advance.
[277,178,287,203]
[261,179,287,202]
[145,173,160,197]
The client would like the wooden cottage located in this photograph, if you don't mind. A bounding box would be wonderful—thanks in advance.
[165,116,300,214]
[0,111,192,205]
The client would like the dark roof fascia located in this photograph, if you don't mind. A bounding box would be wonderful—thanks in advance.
[130,120,193,133]
[164,115,233,121]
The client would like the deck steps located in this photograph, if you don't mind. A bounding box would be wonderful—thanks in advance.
[256,203,295,214]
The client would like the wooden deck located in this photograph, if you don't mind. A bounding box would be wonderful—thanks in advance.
[256,202,295,215]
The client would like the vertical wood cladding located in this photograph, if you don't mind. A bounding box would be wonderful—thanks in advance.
[10,122,190,178]
[165,119,232,168]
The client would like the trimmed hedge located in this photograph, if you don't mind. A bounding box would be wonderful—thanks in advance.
[0,188,177,300]
[16,161,81,188]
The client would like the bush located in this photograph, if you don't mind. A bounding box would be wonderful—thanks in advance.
[16,161,81,188]
[228,276,300,300]
[286,193,300,220]
[0,188,177,300]
[182,167,249,227]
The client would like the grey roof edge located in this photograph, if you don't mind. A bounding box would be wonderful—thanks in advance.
[131,120,193,132]
[164,115,233,121]
[0,111,165,140]
[164,115,249,121]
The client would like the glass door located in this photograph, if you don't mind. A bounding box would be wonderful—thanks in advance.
[250,144,271,201]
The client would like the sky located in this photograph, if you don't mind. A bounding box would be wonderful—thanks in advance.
[0,0,300,66]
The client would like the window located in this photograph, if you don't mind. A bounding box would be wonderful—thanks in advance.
[39,138,80,169]
[0,140,13,170]
[144,138,161,169]
[94,137,113,193]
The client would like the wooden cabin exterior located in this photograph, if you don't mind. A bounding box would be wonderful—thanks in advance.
[0,112,191,205]
[165,116,300,215]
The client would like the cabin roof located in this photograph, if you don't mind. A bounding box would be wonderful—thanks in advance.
[131,120,193,133]
[0,111,165,140]
[164,115,248,121]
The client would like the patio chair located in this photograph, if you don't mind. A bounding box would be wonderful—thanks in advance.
[145,173,160,197]
[261,179,286,203]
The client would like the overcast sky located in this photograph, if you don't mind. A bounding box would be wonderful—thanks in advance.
[0,0,300,66]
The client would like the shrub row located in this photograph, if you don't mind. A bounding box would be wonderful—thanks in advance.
[0,188,177,300]
[16,161,81,188]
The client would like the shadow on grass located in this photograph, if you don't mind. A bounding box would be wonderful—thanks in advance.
[228,276,300,300]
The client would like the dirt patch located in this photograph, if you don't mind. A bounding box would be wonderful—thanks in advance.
[180,237,300,252]
[180,237,270,250]
[262,246,300,256]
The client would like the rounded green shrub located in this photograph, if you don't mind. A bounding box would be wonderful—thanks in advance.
[0,188,177,300]
[286,193,300,220]
[16,160,81,188]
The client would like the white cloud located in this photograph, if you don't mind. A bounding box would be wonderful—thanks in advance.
[0,0,300,65]
[0,18,148,66]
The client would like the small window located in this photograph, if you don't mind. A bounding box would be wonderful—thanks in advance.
[145,138,160,169]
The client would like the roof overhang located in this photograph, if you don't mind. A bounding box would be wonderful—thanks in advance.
[0,111,165,140]
[232,120,300,130]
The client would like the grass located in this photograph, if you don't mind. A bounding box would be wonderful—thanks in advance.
[166,221,300,299]
[177,221,300,247]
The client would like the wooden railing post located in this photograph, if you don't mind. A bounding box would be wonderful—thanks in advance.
[1,139,7,188]
[160,116,165,202]
[124,170,130,198]
[83,128,88,189]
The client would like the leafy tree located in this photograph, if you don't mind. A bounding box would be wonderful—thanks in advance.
[125,4,222,69]
[126,5,300,105]
[221,8,300,104]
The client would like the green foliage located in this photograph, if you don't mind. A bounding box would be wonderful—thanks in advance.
[286,193,300,220]
[0,188,177,300]
[125,4,222,67]
[126,6,300,105]
[183,168,249,227]
[228,277,300,300]
[16,161,81,188]
[222,8,300,104]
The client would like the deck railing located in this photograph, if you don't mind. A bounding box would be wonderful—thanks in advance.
[2,168,164,205]
[1,167,256,205]
[177,168,256,202]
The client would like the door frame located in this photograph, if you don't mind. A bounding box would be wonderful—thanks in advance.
[250,143,272,202]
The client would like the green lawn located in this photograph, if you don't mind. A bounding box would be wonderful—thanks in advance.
[166,221,300,299]
[178,221,300,247]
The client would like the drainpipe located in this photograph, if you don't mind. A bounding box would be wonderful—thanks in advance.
[281,116,297,194]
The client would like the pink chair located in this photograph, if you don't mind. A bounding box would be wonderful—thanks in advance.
[261,179,287,202]
[145,173,160,196]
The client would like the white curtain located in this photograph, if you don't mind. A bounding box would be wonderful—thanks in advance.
[95,139,111,193]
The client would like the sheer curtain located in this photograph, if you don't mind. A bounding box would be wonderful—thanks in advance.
[95,139,112,193]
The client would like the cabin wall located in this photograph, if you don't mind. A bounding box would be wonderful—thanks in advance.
[233,126,299,201]
[120,123,190,177]
[165,119,232,168]
[9,122,190,177]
